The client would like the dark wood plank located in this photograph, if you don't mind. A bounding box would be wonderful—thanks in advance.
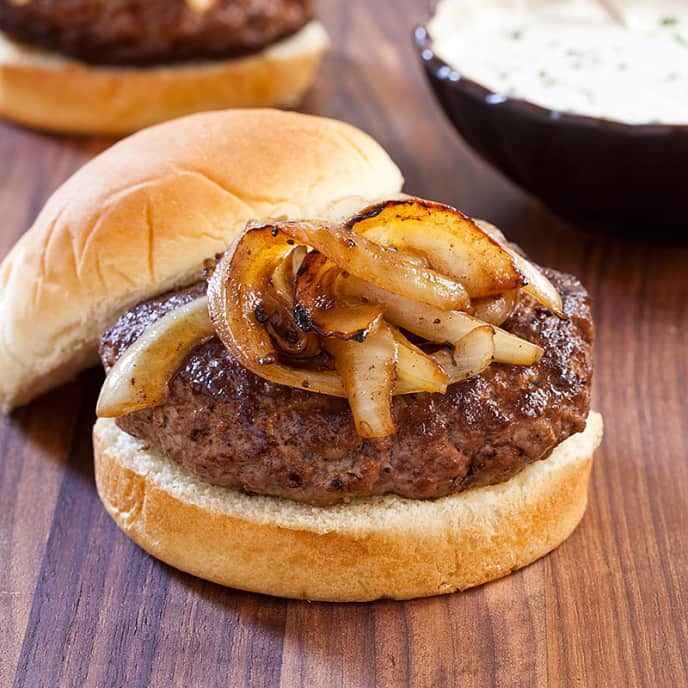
[1,0,687,686]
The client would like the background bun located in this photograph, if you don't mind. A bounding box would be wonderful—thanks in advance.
[0,21,329,135]
[93,411,603,601]
[0,109,404,412]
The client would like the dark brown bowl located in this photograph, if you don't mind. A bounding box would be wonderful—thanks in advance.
[414,25,688,232]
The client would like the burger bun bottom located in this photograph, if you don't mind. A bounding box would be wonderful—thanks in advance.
[93,411,603,601]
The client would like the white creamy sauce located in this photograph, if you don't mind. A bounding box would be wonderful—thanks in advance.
[428,0,688,124]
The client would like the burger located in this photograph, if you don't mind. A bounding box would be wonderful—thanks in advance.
[0,109,603,601]
[0,0,328,134]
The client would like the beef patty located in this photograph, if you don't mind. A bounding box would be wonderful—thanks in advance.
[99,268,593,505]
[0,0,313,66]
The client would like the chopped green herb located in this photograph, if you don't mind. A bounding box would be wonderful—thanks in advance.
[675,33,688,47]
[661,17,678,27]
[511,30,522,40]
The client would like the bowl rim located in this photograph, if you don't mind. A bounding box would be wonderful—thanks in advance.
[414,24,688,134]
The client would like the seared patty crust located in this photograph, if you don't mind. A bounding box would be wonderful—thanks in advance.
[0,0,313,66]
[100,269,593,505]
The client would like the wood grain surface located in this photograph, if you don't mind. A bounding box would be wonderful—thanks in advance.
[1,1,687,686]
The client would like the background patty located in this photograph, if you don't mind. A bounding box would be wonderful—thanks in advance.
[100,267,593,505]
[0,0,313,65]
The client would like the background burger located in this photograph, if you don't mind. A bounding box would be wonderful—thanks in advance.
[0,109,602,601]
[0,0,328,134]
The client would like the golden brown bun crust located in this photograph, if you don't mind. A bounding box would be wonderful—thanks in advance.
[0,109,404,412]
[93,411,603,601]
[0,21,329,135]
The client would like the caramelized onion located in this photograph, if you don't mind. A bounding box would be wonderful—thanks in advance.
[294,250,384,340]
[96,296,215,418]
[337,275,543,366]
[392,328,449,395]
[263,293,321,359]
[99,202,563,444]
[324,325,397,438]
[270,220,471,311]
[193,208,559,438]
[472,290,519,326]
[432,326,495,384]
[208,218,472,397]
[207,224,346,396]
[348,198,526,297]
[267,247,321,357]
[475,219,565,318]
[490,328,544,366]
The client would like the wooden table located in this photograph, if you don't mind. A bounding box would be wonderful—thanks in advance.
[2,1,687,686]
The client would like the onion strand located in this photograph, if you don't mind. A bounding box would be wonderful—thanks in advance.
[325,325,397,438]
[96,296,215,418]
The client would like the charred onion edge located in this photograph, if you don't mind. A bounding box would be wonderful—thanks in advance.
[267,248,321,357]
[346,197,527,297]
[293,250,385,341]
